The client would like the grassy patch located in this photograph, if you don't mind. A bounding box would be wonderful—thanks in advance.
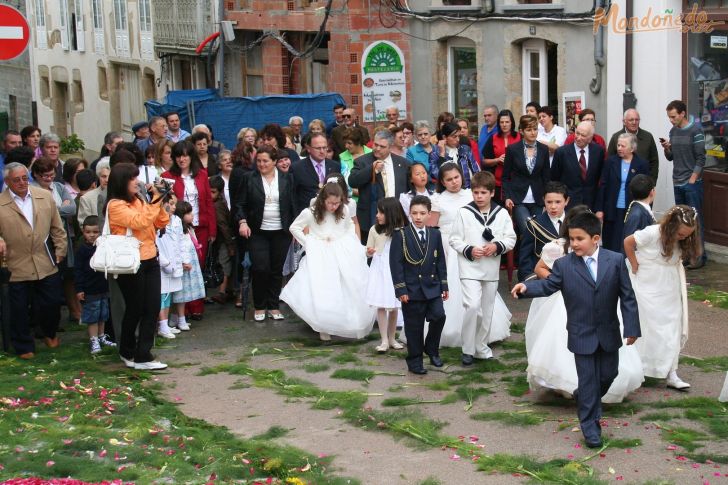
[252,425,292,440]
[502,375,530,397]
[687,285,728,309]
[0,346,352,484]
[330,351,361,364]
[600,401,643,417]
[455,385,494,411]
[499,340,527,352]
[303,362,330,373]
[418,477,442,485]
[471,411,548,427]
[638,412,675,423]
[477,454,602,484]
[426,380,451,391]
[652,397,728,439]
[684,452,728,464]
[500,351,526,361]
[510,323,526,334]
[660,425,711,452]
[605,437,642,449]
[681,355,728,373]
[381,397,442,407]
[330,368,375,382]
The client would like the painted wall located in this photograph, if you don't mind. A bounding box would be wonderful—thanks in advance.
[605,0,683,213]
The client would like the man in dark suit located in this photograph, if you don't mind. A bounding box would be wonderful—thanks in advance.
[390,196,448,375]
[348,130,409,244]
[512,212,640,448]
[289,133,340,216]
[607,109,659,181]
[551,121,605,210]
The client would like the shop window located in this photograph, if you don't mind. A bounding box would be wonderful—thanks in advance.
[449,41,478,136]
[687,30,728,167]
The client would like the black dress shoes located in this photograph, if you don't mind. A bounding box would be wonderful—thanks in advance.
[585,437,603,448]
[409,367,428,375]
[427,354,443,368]
[462,354,474,366]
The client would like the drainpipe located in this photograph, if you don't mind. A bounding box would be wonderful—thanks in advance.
[218,0,225,97]
[589,0,606,94]
[623,0,637,111]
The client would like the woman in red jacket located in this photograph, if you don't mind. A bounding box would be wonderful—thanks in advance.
[482,109,521,202]
[162,140,216,319]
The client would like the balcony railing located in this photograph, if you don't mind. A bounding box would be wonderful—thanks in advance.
[152,0,218,52]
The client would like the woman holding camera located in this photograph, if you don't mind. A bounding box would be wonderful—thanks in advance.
[162,140,217,320]
[107,163,169,370]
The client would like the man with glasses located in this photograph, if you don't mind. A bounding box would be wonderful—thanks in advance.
[478,105,499,157]
[332,108,370,158]
[607,108,659,180]
[0,163,66,359]
[290,133,340,215]
[349,130,409,243]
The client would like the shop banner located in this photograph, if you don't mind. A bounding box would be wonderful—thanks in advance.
[361,41,407,123]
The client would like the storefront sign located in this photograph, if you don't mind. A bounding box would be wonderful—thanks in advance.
[710,35,727,49]
[361,41,407,123]
[562,92,585,134]
[594,4,725,34]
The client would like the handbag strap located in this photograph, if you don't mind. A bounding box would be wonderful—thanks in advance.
[103,202,134,238]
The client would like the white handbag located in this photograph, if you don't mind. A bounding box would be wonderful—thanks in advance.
[90,206,142,278]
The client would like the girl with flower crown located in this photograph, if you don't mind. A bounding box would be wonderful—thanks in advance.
[624,204,701,390]
[281,179,375,340]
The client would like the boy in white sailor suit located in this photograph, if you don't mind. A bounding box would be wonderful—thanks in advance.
[450,172,517,365]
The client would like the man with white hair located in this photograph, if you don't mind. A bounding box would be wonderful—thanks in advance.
[607,108,659,180]
[288,116,304,154]
[551,121,606,209]
[385,106,400,126]
[0,163,66,358]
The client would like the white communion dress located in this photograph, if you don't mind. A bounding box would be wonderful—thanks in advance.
[629,224,689,378]
[281,205,375,339]
[524,239,644,403]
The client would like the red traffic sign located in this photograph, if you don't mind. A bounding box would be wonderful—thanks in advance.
[0,5,30,61]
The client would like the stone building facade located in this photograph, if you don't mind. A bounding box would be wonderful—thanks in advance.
[0,0,34,132]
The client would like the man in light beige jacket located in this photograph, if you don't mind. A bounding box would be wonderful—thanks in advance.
[0,163,67,358]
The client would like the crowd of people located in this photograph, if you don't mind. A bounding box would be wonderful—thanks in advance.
[0,97,706,447]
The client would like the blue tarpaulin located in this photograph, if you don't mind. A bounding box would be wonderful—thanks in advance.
[145,91,346,150]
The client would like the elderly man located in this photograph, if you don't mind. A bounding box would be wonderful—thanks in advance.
[131,121,149,142]
[288,116,304,154]
[385,106,400,126]
[165,112,190,142]
[136,116,168,154]
[91,131,123,172]
[39,133,63,182]
[478,105,499,156]
[332,108,370,158]
[78,159,110,227]
[607,109,659,180]
[0,163,66,358]
[348,130,408,243]
[551,121,606,209]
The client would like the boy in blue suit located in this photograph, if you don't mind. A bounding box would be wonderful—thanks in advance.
[520,181,570,277]
[512,211,640,448]
[622,174,656,243]
[390,195,449,375]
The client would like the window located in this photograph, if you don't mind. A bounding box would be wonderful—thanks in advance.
[244,43,264,96]
[59,0,70,50]
[34,0,47,49]
[139,0,153,60]
[522,39,547,108]
[113,0,130,57]
[74,0,85,52]
[97,63,108,100]
[448,41,478,135]
[92,0,104,53]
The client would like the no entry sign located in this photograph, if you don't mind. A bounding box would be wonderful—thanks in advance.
[0,5,30,61]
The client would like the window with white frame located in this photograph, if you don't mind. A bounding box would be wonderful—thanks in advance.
[59,0,70,50]
[448,39,478,136]
[522,39,547,108]
[74,0,85,52]
[113,0,130,57]
[139,0,154,61]
[91,0,105,54]
[34,0,47,49]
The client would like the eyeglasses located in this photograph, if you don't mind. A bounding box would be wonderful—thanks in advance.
[342,114,352,119]
[8,176,29,183]
[39,173,55,180]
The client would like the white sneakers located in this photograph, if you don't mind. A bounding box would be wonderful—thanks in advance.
[98,334,117,347]
[158,329,176,339]
[177,321,190,331]
[133,360,168,371]
[89,337,102,354]
[120,356,135,368]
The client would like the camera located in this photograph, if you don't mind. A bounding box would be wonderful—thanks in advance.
[150,177,175,201]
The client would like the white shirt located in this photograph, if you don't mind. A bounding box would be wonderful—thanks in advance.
[11,187,33,229]
[261,171,282,231]
[573,144,590,169]
[537,124,567,165]
[382,155,396,198]
[221,174,230,210]
[582,247,599,281]
[182,174,200,226]
[548,214,563,235]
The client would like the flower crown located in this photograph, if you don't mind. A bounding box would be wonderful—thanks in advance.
[667,205,698,225]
